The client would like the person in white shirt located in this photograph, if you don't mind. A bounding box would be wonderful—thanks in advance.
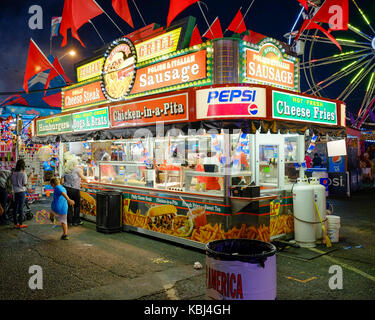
[11,159,28,229]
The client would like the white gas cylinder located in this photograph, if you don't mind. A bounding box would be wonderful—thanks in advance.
[309,177,327,240]
[293,178,316,247]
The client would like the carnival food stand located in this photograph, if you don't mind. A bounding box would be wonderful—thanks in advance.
[32,18,346,249]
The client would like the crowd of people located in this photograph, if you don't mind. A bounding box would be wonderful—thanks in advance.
[0,153,87,240]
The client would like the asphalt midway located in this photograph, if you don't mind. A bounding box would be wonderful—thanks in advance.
[1,187,375,300]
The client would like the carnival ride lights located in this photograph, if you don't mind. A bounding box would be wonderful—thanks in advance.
[296,0,375,128]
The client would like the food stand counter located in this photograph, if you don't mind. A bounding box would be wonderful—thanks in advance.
[79,180,276,249]
[32,30,346,247]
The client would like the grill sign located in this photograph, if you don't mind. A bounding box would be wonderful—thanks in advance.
[135,28,181,63]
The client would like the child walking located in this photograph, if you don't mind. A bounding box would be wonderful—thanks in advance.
[50,177,75,240]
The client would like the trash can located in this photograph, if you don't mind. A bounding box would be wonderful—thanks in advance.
[206,239,277,300]
[96,191,122,234]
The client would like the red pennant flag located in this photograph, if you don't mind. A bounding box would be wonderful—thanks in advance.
[203,17,223,40]
[42,92,62,108]
[0,95,20,107]
[189,25,203,47]
[312,0,348,31]
[295,19,342,51]
[167,0,199,27]
[23,39,55,93]
[0,95,28,107]
[242,30,267,44]
[6,97,29,107]
[112,0,134,28]
[227,9,247,34]
[60,0,103,47]
[297,0,308,11]
[44,58,72,93]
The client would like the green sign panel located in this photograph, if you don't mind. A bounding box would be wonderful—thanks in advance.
[272,90,337,125]
[72,107,110,132]
[36,114,73,136]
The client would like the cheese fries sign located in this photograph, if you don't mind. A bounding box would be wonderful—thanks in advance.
[102,37,137,101]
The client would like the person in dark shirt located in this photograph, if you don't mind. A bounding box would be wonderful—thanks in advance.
[312,153,323,168]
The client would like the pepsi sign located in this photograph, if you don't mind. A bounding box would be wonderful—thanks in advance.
[196,86,266,120]
[328,156,346,173]
[328,172,350,197]
[207,89,256,103]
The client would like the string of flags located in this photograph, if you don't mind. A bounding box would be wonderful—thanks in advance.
[55,0,250,48]
[232,133,249,168]
[307,135,318,154]
[135,140,152,166]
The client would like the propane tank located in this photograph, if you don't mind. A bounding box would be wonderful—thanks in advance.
[293,178,316,247]
[309,177,326,240]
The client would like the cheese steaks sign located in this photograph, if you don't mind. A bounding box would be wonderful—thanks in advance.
[244,39,298,91]
[110,93,188,128]
[63,81,106,111]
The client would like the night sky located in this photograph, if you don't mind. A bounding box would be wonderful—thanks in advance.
[0,0,374,115]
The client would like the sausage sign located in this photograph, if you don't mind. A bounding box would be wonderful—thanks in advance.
[244,39,299,92]
[131,50,207,94]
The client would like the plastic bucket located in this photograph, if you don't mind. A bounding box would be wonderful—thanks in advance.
[206,239,277,300]
[327,215,340,243]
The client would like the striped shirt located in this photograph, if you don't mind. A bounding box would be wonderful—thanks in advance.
[0,170,12,190]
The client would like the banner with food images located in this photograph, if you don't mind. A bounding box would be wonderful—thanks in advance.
[80,190,97,217]
[78,185,272,243]
[269,193,294,238]
[122,190,271,243]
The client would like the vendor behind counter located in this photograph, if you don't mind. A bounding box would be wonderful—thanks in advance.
[196,152,221,191]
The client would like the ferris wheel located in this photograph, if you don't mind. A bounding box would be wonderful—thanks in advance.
[295,0,375,128]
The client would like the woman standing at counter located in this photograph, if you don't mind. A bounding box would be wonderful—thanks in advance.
[62,154,88,226]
